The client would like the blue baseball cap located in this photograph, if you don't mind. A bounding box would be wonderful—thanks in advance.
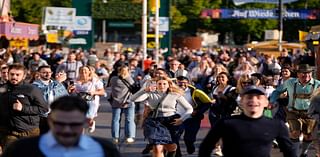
[241,85,266,95]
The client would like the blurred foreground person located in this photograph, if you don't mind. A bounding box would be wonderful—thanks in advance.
[2,96,120,157]
[199,85,296,157]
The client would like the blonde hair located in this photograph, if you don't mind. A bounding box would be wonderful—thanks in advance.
[236,74,251,93]
[153,76,184,95]
[79,65,93,81]
[212,64,228,75]
[118,65,130,78]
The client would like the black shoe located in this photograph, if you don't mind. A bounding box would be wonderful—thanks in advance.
[142,144,153,154]
[300,153,308,157]
[185,142,195,154]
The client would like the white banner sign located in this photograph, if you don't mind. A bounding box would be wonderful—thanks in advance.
[44,7,76,29]
[149,17,169,32]
[74,16,92,31]
[233,0,298,6]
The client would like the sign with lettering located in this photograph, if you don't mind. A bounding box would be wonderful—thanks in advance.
[44,7,76,29]
[201,9,320,20]
[233,0,298,6]
[0,22,39,40]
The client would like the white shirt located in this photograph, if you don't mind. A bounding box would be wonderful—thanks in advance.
[39,131,104,157]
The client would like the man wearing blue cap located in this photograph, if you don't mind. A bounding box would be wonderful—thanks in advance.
[199,85,295,157]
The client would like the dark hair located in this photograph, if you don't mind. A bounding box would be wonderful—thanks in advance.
[37,65,52,72]
[217,72,230,78]
[50,96,89,114]
[8,63,26,73]
[176,76,189,81]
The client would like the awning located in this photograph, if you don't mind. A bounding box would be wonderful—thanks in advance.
[310,25,320,32]
[0,22,39,40]
[245,40,306,49]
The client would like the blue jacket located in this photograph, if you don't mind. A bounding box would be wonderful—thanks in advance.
[32,79,68,104]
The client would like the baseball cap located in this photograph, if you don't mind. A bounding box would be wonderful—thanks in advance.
[241,85,266,95]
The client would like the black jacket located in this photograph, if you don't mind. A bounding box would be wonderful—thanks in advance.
[2,136,121,157]
[0,81,48,132]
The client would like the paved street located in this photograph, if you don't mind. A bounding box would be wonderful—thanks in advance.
[88,98,307,157]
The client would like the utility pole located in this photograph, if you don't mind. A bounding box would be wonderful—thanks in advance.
[278,0,283,51]
[102,0,107,43]
[142,0,147,70]
[155,0,159,65]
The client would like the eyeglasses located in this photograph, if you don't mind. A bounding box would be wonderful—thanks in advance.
[40,72,52,74]
[51,120,85,129]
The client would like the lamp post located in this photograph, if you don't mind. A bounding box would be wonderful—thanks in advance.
[102,0,107,43]
[155,0,159,65]
[278,0,283,51]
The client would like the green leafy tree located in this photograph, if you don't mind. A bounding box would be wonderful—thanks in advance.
[170,5,187,30]
[10,0,72,24]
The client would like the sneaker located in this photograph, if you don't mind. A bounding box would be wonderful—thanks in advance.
[88,120,96,133]
[126,137,135,144]
[213,146,223,157]
[112,138,119,144]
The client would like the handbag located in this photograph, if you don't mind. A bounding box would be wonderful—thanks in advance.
[77,92,94,101]
[120,77,140,94]
[143,94,172,144]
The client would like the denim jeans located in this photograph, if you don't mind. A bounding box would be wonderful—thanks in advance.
[111,102,136,139]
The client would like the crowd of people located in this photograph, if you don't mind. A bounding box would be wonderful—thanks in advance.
[0,45,319,157]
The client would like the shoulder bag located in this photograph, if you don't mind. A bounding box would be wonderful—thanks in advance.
[143,94,172,144]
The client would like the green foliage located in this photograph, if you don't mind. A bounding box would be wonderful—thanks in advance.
[92,1,142,20]
[172,0,320,43]
[11,0,72,24]
[170,6,187,30]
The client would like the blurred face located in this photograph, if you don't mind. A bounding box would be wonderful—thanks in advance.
[281,69,291,78]
[155,70,167,78]
[157,80,169,92]
[297,72,312,84]
[79,67,91,80]
[241,80,252,88]
[170,61,180,70]
[68,54,76,61]
[33,54,40,61]
[1,66,8,81]
[8,69,25,85]
[251,76,260,86]
[240,94,268,118]
[39,67,52,81]
[217,74,228,85]
[177,79,189,90]
[48,110,86,148]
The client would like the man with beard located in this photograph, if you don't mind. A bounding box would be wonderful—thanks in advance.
[271,64,320,157]
[32,65,69,134]
[2,96,121,157]
[0,63,48,152]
